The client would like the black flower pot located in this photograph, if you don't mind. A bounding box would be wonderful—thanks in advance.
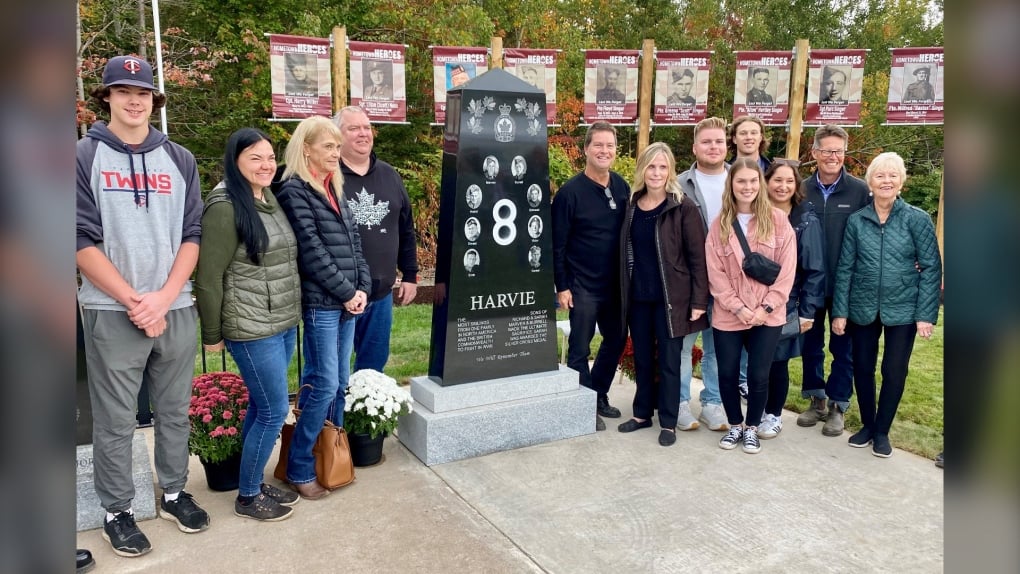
[348,431,385,467]
[199,452,241,491]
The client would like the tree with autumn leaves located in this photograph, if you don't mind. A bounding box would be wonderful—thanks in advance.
[78,0,943,269]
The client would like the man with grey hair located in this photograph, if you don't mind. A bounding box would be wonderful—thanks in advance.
[797,124,871,436]
[336,106,419,372]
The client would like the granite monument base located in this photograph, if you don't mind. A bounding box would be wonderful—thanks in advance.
[398,365,595,466]
[76,431,156,532]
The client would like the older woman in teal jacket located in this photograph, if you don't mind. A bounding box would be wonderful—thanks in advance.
[832,152,942,458]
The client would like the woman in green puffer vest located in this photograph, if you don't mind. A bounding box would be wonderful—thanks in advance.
[831,152,942,458]
[195,128,301,521]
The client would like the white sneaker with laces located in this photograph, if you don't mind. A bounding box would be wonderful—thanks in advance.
[698,403,729,431]
[676,401,699,431]
[758,414,783,439]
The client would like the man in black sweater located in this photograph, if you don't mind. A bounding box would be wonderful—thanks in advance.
[796,124,872,437]
[552,122,630,431]
[336,106,419,372]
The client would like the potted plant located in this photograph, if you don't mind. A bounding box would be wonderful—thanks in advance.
[343,369,413,467]
[618,338,702,382]
[188,371,248,491]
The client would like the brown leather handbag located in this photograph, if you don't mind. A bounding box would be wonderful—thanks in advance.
[274,385,355,490]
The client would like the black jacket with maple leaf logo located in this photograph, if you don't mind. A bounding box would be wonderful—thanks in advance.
[340,153,419,300]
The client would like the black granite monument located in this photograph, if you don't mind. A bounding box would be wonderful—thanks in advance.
[429,69,557,386]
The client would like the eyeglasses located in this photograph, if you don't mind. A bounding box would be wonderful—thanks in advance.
[604,187,617,210]
[773,159,801,168]
[814,148,846,158]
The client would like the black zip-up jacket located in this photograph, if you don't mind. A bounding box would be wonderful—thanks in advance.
[800,169,871,297]
[276,175,370,310]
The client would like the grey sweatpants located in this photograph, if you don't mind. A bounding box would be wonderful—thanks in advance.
[81,307,197,513]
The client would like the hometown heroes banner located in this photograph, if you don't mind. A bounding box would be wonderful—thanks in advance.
[433,46,489,125]
[653,51,711,125]
[732,50,792,126]
[349,41,407,123]
[584,49,640,124]
[885,47,944,125]
[269,34,332,119]
[805,49,867,126]
[504,48,559,124]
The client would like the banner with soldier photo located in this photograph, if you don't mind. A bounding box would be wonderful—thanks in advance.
[732,50,792,125]
[583,49,640,124]
[885,47,943,125]
[349,41,407,123]
[432,46,489,125]
[805,49,867,126]
[269,34,332,119]
[653,50,711,125]
[504,48,559,124]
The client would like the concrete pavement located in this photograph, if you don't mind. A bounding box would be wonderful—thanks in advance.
[76,376,943,573]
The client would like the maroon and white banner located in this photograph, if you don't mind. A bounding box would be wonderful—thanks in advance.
[269,34,332,119]
[349,41,406,123]
[433,46,489,124]
[584,49,639,124]
[733,51,792,125]
[654,51,711,125]
[885,47,943,124]
[504,48,558,124]
[805,49,867,125]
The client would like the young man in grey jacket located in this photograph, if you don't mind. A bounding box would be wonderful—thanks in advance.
[77,56,209,557]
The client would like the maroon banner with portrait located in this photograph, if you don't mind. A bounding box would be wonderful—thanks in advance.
[269,34,332,119]
[504,48,558,124]
[654,51,711,125]
[885,47,943,125]
[805,49,867,126]
[733,50,792,125]
[583,49,640,124]
[349,41,407,123]
[432,46,489,125]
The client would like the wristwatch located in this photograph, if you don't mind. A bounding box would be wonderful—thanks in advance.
[763,303,774,314]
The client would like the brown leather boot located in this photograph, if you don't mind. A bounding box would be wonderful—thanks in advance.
[290,480,330,500]
[796,397,828,427]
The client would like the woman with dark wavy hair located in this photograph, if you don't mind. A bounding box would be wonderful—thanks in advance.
[195,128,302,521]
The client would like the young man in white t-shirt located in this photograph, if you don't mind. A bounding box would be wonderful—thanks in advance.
[676,116,730,432]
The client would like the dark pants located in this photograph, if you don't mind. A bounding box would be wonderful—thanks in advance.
[849,319,917,435]
[567,287,625,398]
[628,300,683,428]
[801,297,854,411]
[714,326,782,428]
[766,359,790,418]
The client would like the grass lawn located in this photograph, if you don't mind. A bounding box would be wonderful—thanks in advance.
[195,305,942,458]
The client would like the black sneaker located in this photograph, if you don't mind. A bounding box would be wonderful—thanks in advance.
[597,395,622,418]
[76,548,95,573]
[261,483,300,506]
[159,491,210,533]
[102,512,151,557]
[935,452,944,468]
[872,433,893,458]
[848,427,874,448]
[234,493,294,522]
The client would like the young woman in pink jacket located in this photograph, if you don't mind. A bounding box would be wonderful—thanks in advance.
[705,158,797,454]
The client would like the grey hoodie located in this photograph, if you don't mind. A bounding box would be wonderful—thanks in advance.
[76,122,202,310]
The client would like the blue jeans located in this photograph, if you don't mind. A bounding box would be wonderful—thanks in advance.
[680,306,720,405]
[353,292,393,372]
[801,297,853,412]
[225,327,296,497]
[286,309,355,485]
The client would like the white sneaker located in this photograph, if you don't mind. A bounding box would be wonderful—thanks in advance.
[676,401,699,431]
[698,403,729,431]
[742,426,762,454]
[758,414,783,439]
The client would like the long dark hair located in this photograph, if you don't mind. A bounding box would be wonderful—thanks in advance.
[223,128,273,264]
